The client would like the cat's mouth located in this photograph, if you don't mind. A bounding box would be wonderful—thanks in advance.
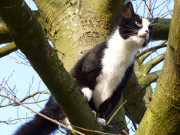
[139,35,147,39]
[139,33,149,39]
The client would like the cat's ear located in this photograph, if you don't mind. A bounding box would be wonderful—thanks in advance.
[123,2,135,19]
[150,18,158,26]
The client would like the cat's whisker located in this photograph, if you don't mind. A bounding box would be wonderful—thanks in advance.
[121,22,137,29]
[119,27,138,33]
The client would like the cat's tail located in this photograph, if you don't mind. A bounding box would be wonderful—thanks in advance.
[14,96,73,135]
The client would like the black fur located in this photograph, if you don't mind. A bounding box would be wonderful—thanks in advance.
[70,41,108,90]
[14,97,68,135]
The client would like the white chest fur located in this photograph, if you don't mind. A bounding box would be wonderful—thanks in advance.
[93,29,140,109]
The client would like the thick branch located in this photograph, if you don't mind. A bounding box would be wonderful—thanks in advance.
[140,53,165,74]
[0,0,102,134]
[0,10,45,45]
[138,71,161,89]
[0,15,170,45]
[153,18,170,40]
[137,51,153,65]
[0,19,12,44]
[136,1,180,134]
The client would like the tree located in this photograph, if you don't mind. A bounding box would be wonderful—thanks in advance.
[0,0,179,135]
[135,1,180,134]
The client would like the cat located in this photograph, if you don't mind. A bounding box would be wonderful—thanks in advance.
[14,2,158,135]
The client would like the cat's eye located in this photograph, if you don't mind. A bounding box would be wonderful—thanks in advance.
[135,21,142,27]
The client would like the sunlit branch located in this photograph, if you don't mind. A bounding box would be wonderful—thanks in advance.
[0,42,18,58]
[138,70,161,89]
[140,53,165,74]
[136,40,167,58]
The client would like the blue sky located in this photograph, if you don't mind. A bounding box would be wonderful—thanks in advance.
[0,52,49,135]
[0,0,173,135]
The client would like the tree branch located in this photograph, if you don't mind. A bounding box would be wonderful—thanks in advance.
[136,40,167,58]
[0,91,49,108]
[0,10,42,45]
[0,0,103,134]
[138,70,161,89]
[153,18,170,40]
[140,53,165,74]
[0,15,170,46]
[0,42,17,58]
[0,19,12,44]
[0,93,85,135]
[137,51,153,65]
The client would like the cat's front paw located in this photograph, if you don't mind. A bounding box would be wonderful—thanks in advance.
[97,118,106,126]
[92,110,97,117]
[92,110,106,126]
[81,87,92,101]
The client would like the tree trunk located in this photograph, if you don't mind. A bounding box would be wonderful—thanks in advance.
[33,0,125,71]
[135,1,180,134]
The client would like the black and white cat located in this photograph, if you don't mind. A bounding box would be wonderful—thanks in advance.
[70,2,157,124]
[15,2,157,135]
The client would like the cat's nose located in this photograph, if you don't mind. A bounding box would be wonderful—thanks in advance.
[145,30,149,34]
[139,30,149,38]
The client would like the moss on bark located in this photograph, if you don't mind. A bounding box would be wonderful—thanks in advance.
[135,1,180,134]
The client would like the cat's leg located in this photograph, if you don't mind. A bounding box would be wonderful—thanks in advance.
[97,118,106,126]
[81,87,106,126]
[63,118,74,135]
[63,118,72,129]
[81,87,93,101]
[92,110,106,126]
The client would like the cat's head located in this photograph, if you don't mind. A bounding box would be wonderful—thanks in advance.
[119,2,158,48]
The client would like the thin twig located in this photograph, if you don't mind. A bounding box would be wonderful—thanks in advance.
[0,94,85,135]
[107,100,127,125]
[0,117,34,125]
[125,105,137,130]
[72,125,116,135]
[136,40,167,58]
[122,129,129,135]
[1,94,115,135]
[143,0,153,17]
[163,0,172,16]
[0,91,50,108]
